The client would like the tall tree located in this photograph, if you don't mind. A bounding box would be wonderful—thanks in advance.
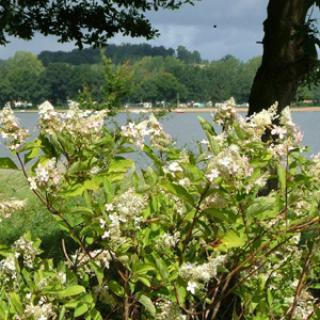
[0,52,45,104]
[248,0,318,115]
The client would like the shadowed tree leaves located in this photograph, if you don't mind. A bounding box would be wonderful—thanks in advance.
[0,0,195,48]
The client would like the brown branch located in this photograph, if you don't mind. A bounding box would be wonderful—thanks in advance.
[286,244,314,319]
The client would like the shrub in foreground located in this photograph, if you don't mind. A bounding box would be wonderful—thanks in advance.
[0,99,319,319]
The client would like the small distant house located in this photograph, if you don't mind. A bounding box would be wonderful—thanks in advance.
[38,100,54,110]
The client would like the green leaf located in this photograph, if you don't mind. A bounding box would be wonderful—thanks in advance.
[176,280,187,305]
[217,230,246,250]
[62,177,104,197]
[247,195,282,220]
[136,276,151,287]
[161,181,194,206]
[23,139,42,163]
[143,145,162,167]
[74,304,89,318]
[108,158,134,174]
[109,280,124,297]
[202,208,237,223]
[198,116,216,136]
[277,164,286,192]
[58,306,66,320]
[9,293,23,314]
[138,294,156,316]
[0,157,18,169]
[134,263,155,276]
[57,285,86,298]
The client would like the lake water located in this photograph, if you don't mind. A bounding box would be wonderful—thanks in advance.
[1,111,320,159]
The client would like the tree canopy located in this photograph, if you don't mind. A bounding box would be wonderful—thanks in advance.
[0,0,195,48]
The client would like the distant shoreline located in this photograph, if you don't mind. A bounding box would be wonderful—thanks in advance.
[12,106,320,113]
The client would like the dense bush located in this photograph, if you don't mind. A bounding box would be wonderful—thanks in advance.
[0,99,319,319]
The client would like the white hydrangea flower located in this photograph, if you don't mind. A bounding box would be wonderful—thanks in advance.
[0,199,25,219]
[38,103,107,145]
[148,115,172,150]
[180,255,226,284]
[214,97,237,126]
[105,203,114,212]
[76,249,112,269]
[164,161,183,176]
[113,188,147,223]
[206,168,220,182]
[156,299,186,320]
[186,281,198,294]
[0,106,29,150]
[14,236,39,268]
[207,146,253,183]
[121,115,172,150]
[24,299,56,320]
[178,177,191,188]
[200,139,209,145]
[29,158,64,191]
[121,121,149,150]
[156,232,180,250]
[0,255,17,279]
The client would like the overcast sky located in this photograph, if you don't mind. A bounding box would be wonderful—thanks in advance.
[0,0,269,61]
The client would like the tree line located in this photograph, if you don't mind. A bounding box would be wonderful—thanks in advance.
[0,44,318,108]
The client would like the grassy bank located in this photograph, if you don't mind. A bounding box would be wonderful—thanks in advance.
[0,169,65,259]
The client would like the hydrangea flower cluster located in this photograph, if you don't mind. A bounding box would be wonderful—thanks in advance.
[214,97,237,126]
[14,236,40,268]
[24,297,56,320]
[0,199,25,220]
[76,249,112,270]
[99,188,147,243]
[155,299,186,320]
[0,106,29,151]
[121,115,172,150]
[38,104,107,144]
[206,144,253,183]
[0,255,16,280]
[28,158,63,191]
[180,255,226,294]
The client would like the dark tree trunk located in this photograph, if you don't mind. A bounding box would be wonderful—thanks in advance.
[248,0,317,116]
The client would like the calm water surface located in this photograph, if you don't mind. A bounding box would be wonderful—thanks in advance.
[1,112,320,159]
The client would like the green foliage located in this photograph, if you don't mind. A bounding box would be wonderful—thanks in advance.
[100,51,133,110]
[0,45,264,107]
[0,52,45,106]
[0,1,195,48]
[0,100,320,319]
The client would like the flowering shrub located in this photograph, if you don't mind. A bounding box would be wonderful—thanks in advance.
[0,100,320,319]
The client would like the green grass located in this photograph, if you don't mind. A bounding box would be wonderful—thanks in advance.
[0,169,68,259]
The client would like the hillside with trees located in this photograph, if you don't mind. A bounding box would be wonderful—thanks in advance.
[0,43,317,108]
